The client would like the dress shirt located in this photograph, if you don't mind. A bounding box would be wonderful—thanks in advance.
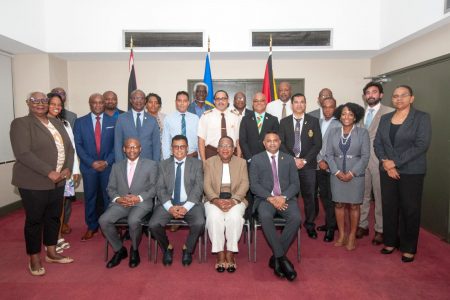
[163,157,195,212]
[194,102,207,118]
[111,109,121,120]
[90,113,104,131]
[112,157,143,203]
[162,111,199,159]
[221,163,231,184]
[198,108,241,148]
[131,109,145,127]
[266,99,293,121]
[364,102,381,126]
[321,117,334,137]
[266,151,282,196]
[292,113,305,136]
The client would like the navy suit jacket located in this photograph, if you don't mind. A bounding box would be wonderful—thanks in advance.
[74,113,115,174]
[114,110,161,162]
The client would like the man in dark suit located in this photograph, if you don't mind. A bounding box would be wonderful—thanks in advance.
[99,138,158,268]
[279,93,322,239]
[103,90,125,120]
[114,89,161,162]
[149,135,204,266]
[250,131,301,281]
[74,93,115,241]
[233,91,253,117]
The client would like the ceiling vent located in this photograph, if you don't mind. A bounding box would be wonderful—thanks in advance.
[252,30,331,47]
[124,31,203,48]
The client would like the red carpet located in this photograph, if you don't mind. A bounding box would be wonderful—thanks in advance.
[0,200,449,300]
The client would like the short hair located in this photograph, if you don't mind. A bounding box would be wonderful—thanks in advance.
[89,93,103,102]
[291,92,306,103]
[47,92,67,124]
[47,92,64,104]
[146,93,162,106]
[333,102,365,123]
[172,135,188,145]
[193,82,208,94]
[321,97,336,107]
[264,130,280,139]
[395,85,414,96]
[214,90,229,99]
[363,82,383,94]
[176,91,189,100]
[51,87,66,94]
[218,136,234,148]
[130,89,146,100]
[103,90,118,99]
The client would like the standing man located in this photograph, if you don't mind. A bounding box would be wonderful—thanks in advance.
[357,82,394,245]
[279,93,322,239]
[309,88,334,119]
[114,89,161,162]
[266,81,293,121]
[103,90,124,120]
[51,87,77,128]
[250,131,301,281]
[198,90,241,160]
[233,91,252,117]
[162,91,199,160]
[315,97,341,242]
[188,82,214,118]
[74,93,115,241]
[149,135,204,266]
[99,138,158,269]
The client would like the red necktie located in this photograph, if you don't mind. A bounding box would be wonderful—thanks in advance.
[95,116,101,157]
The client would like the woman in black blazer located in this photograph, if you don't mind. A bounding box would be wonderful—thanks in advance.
[374,85,431,263]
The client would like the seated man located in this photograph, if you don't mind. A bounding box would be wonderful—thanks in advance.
[249,131,301,281]
[149,135,204,266]
[204,136,249,273]
[99,138,158,269]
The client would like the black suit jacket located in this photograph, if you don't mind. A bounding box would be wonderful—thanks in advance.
[239,112,279,160]
[279,114,322,169]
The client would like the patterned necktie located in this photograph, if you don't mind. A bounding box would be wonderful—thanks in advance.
[181,113,186,136]
[293,118,302,157]
[365,108,374,128]
[95,116,101,157]
[271,155,281,196]
[128,161,135,187]
[281,103,287,119]
[257,115,263,134]
[173,161,184,205]
[221,113,227,137]
[136,112,142,134]
[156,114,162,134]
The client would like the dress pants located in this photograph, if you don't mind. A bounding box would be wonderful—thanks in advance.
[316,169,336,229]
[19,186,64,255]
[149,204,205,253]
[258,200,301,258]
[380,171,424,254]
[298,168,317,229]
[99,203,151,252]
[82,169,111,230]
[360,159,383,232]
[204,201,246,253]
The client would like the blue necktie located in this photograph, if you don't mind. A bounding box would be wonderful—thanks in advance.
[365,108,374,128]
[173,161,183,205]
[181,114,186,136]
[136,112,142,134]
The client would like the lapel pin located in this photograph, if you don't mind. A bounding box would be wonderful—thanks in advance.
[308,129,314,138]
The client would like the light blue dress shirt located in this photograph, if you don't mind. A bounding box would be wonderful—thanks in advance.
[90,112,104,130]
[161,111,199,159]
[162,157,195,212]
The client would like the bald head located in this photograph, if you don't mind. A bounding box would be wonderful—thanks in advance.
[278,82,292,102]
[252,92,267,114]
[318,88,333,105]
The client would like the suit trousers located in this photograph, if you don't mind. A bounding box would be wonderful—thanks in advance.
[19,186,64,255]
[82,170,110,230]
[204,201,246,252]
[257,200,301,258]
[149,204,205,253]
[99,203,151,252]
[380,172,424,254]
[360,159,383,232]
[316,169,336,229]
[298,168,317,229]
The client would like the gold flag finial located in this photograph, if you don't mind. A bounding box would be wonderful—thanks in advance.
[130,36,134,49]
[269,34,272,52]
[208,36,210,53]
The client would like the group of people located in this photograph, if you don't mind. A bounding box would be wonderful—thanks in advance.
[10,80,431,280]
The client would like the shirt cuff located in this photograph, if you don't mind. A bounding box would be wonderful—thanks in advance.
[138,195,143,202]
[112,197,120,203]
[335,170,341,176]
[183,201,195,212]
[163,201,173,211]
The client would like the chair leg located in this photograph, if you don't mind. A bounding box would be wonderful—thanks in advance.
[147,229,151,262]
[253,224,257,263]
[105,240,109,262]
[198,235,202,263]
[154,240,158,264]
[203,228,207,263]
[297,227,301,262]
[246,223,251,262]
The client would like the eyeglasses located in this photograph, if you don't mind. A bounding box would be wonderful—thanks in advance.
[125,145,140,150]
[29,97,49,104]
[392,94,411,100]
[215,97,228,101]
[172,145,187,150]
[131,96,145,101]
[218,144,233,149]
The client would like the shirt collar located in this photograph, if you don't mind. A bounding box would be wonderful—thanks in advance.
[128,157,139,165]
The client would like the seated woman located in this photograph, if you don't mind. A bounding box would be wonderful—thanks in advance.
[204,136,249,273]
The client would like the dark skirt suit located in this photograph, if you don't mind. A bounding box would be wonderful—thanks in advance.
[10,115,74,255]
[374,108,431,254]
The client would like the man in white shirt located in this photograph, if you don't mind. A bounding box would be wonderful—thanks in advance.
[266,81,293,121]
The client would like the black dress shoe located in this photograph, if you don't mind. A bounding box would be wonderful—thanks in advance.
[129,248,140,268]
[273,257,285,278]
[106,247,128,268]
[401,255,415,263]
[278,256,297,281]
[181,249,192,266]
[268,255,275,269]
[307,228,318,239]
[324,229,335,242]
[317,225,327,232]
[380,247,396,255]
[163,248,173,266]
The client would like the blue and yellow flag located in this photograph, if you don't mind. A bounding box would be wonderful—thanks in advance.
[203,52,214,107]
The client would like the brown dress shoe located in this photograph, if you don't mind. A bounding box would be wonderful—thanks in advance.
[355,227,369,239]
[372,232,383,245]
[81,229,98,241]
[61,223,72,235]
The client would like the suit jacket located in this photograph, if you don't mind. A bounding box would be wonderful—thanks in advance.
[317,118,341,162]
[325,126,370,177]
[374,107,431,174]
[73,113,115,174]
[107,158,158,211]
[242,108,253,118]
[157,156,203,206]
[309,108,320,119]
[62,109,77,129]
[204,155,249,206]
[115,111,161,162]
[239,112,279,160]
[249,151,300,212]
[279,114,322,169]
[10,114,74,190]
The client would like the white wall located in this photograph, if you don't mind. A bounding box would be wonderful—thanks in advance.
[0,163,21,207]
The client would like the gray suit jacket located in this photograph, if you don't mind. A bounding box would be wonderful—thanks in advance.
[249,151,300,212]
[325,126,370,177]
[107,158,158,211]
[317,117,341,162]
[309,108,320,119]
[156,156,203,206]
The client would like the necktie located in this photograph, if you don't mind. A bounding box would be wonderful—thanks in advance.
[136,112,142,134]
[95,116,101,157]
[257,115,263,134]
[128,161,135,187]
[281,103,287,119]
[155,114,162,134]
[271,155,281,196]
[293,118,302,157]
[221,113,227,137]
[173,161,184,205]
[181,113,186,136]
[365,108,374,128]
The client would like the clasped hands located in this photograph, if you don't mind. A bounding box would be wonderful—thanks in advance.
[336,171,353,182]
[48,168,71,183]
[212,198,237,212]
[116,195,141,208]
[382,159,400,180]
[91,160,108,172]
[168,206,188,219]
[294,158,306,169]
[268,196,288,211]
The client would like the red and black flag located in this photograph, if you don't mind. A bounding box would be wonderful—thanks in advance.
[262,36,277,102]
[128,37,137,109]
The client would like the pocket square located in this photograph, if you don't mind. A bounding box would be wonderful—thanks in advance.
[106,126,115,129]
